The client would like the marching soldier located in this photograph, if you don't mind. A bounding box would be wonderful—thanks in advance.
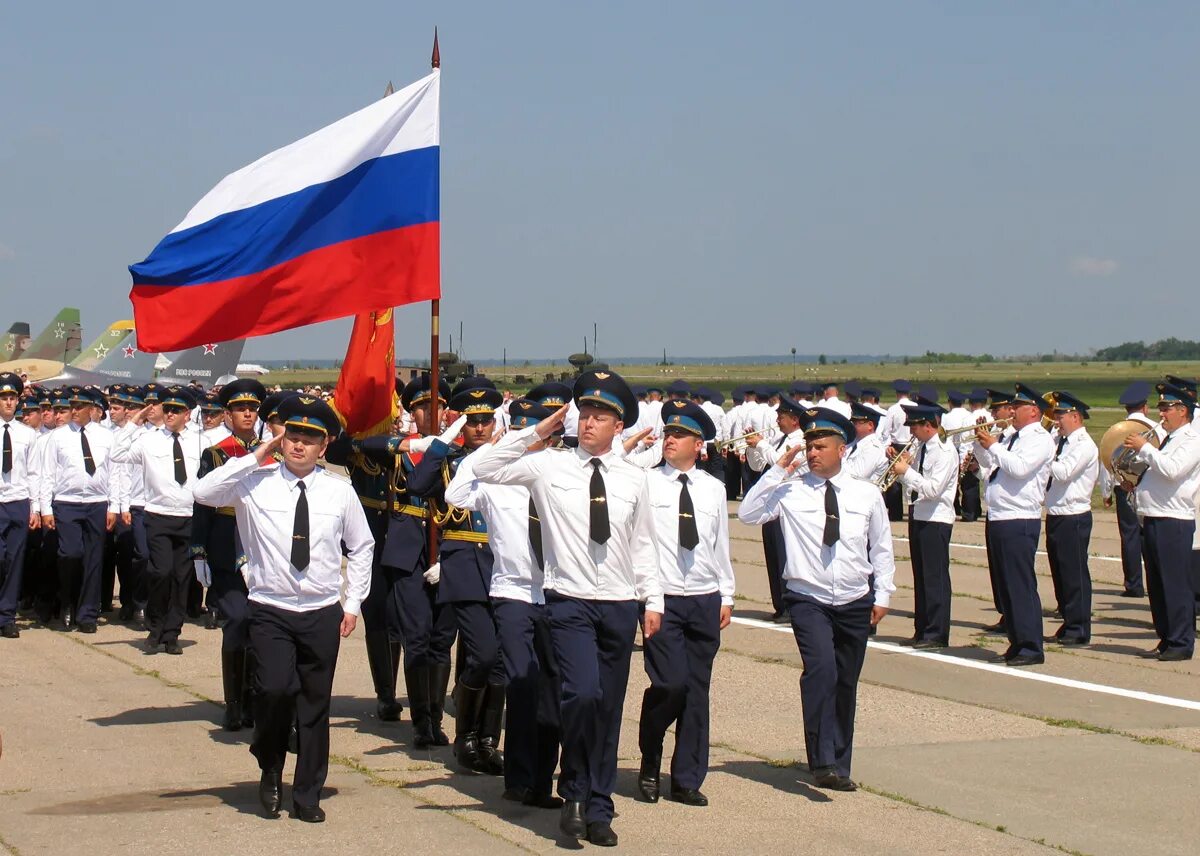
[633,399,734,808]
[843,403,889,483]
[738,407,894,791]
[1043,392,1099,646]
[0,373,38,638]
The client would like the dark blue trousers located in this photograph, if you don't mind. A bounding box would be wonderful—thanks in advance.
[761,520,786,616]
[786,591,873,777]
[391,567,455,670]
[545,592,638,824]
[209,565,250,651]
[493,598,561,796]
[909,519,952,643]
[0,499,31,627]
[1046,512,1093,642]
[984,519,1003,615]
[360,556,403,642]
[125,507,149,609]
[1115,489,1145,595]
[639,592,722,790]
[1142,517,1197,656]
[991,518,1043,658]
[53,501,108,625]
[453,600,504,687]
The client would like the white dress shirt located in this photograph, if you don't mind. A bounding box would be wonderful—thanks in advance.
[27,427,59,516]
[739,465,895,607]
[843,432,889,483]
[0,418,38,503]
[820,396,852,418]
[192,454,374,615]
[445,446,544,605]
[899,436,958,523]
[974,423,1055,521]
[878,397,913,446]
[700,401,727,443]
[1133,422,1200,521]
[111,424,203,517]
[746,429,803,474]
[647,463,736,607]
[1044,426,1099,516]
[468,427,664,612]
[40,422,122,512]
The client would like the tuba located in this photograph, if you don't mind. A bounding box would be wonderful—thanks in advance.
[1099,420,1161,485]
[1040,391,1060,431]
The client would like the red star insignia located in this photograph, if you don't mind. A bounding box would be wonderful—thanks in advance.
[203,343,218,355]
[123,345,137,358]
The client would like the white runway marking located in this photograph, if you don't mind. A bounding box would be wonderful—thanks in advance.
[729,616,1200,713]
[891,536,1121,564]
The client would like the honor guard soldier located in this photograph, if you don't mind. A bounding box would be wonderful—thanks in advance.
[469,369,662,848]
[1121,383,1200,660]
[0,372,38,638]
[445,397,565,807]
[111,385,203,655]
[327,374,456,745]
[745,395,806,622]
[973,384,1055,666]
[878,380,915,521]
[199,393,230,447]
[1101,381,1158,597]
[738,407,895,791]
[409,378,508,775]
[889,400,958,648]
[193,395,373,822]
[844,403,889,483]
[191,379,267,727]
[634,400,734,808]
[39,386,121,633]
[1043,392,1099,646]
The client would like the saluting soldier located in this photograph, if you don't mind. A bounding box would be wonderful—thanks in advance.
[632,399,734,808]
[0,372,38,638]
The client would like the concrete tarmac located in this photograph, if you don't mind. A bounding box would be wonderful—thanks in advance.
[1,508,1197,856]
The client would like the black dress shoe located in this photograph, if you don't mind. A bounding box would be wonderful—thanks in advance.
[523,791,564,810]
[164,640,183,655]
[291,804,325,823]
[1157,648,1193,662]
[983,619,1006,633]
[501,787,531,803]
[1005,653,1045,667]
[813,770,857,792]
[1121,590,1145,598]
[586,822,619,847]
[376,697,402,722]
[0,624,19,639]
[636,752,661,803]
[1056,636,1088,647]
[77,622,97,634]
[669,786,709,806]
[911,639,947,650]
[559,800,587,840]
[118,604,135,621]
[258,769,282,816]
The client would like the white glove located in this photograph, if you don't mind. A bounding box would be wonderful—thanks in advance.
[439,414,468,444]
[237,557,250,588]
[423,562,441,585]
[194,559,211,587]
[407,435,436,454]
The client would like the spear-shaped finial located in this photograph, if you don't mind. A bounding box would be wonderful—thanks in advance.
[432,27,440,69]
[384,81,394,97]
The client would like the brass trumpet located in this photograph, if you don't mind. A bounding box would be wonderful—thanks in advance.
[716,430,762,453]
[938,418,1009,442]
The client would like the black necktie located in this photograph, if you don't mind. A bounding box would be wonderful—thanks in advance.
[678,473,699,551]
[291,481,310,571]
[589,458,610,544]
[988,432,1018,483]
[528,497,544,569]
[910,443,927,502]
[1046,435,1068,490]
[1159,432,1172,452]
[2,424,11,474]
[80,426,96,476]
[823,481,840,547]
[171,431,186,485]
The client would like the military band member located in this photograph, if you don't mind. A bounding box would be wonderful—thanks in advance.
[957,389,991,522]
[445,397,564,807]
[693,387,728,484]
[193,396,373,823]
[0,373,37,638]
[980,389,1017,632]
[30,389,70,624]
[39,387,121,633]
[634,400,734,808]
[1101,381,1159,597]
[745,395,806,621]
[1043,392,1099,646]
[191,379,267,727]
[738,407,894,791]
[469,369,662,848]
[111,385,203,655]
[843,403,889,484]
[878,380,915,521]
[973,384,1055,667]
[409,378,507,775]
[890,401,957,648]
[1122,383,1200,661]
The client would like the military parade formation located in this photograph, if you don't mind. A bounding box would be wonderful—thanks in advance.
[1,366,1199,847]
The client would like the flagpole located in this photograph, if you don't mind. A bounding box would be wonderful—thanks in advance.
[427,26,442,563]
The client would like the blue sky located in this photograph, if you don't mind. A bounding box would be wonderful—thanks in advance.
[1,2,1197,361]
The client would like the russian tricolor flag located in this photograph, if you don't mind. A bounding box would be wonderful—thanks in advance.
[129,71,440,353]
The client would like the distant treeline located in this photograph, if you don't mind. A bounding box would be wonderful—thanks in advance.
[1093,338,1200,361]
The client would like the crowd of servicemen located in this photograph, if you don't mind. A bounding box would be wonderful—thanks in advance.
[1,367,1198,845]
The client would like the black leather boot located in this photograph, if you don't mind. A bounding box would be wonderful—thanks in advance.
[428,661,452,746]
[366,634,402,721]
[406,664,434,747]
[452,683,486,772]
[476,682,506,775]
[220,648,245,731]
[637,749,662,803]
